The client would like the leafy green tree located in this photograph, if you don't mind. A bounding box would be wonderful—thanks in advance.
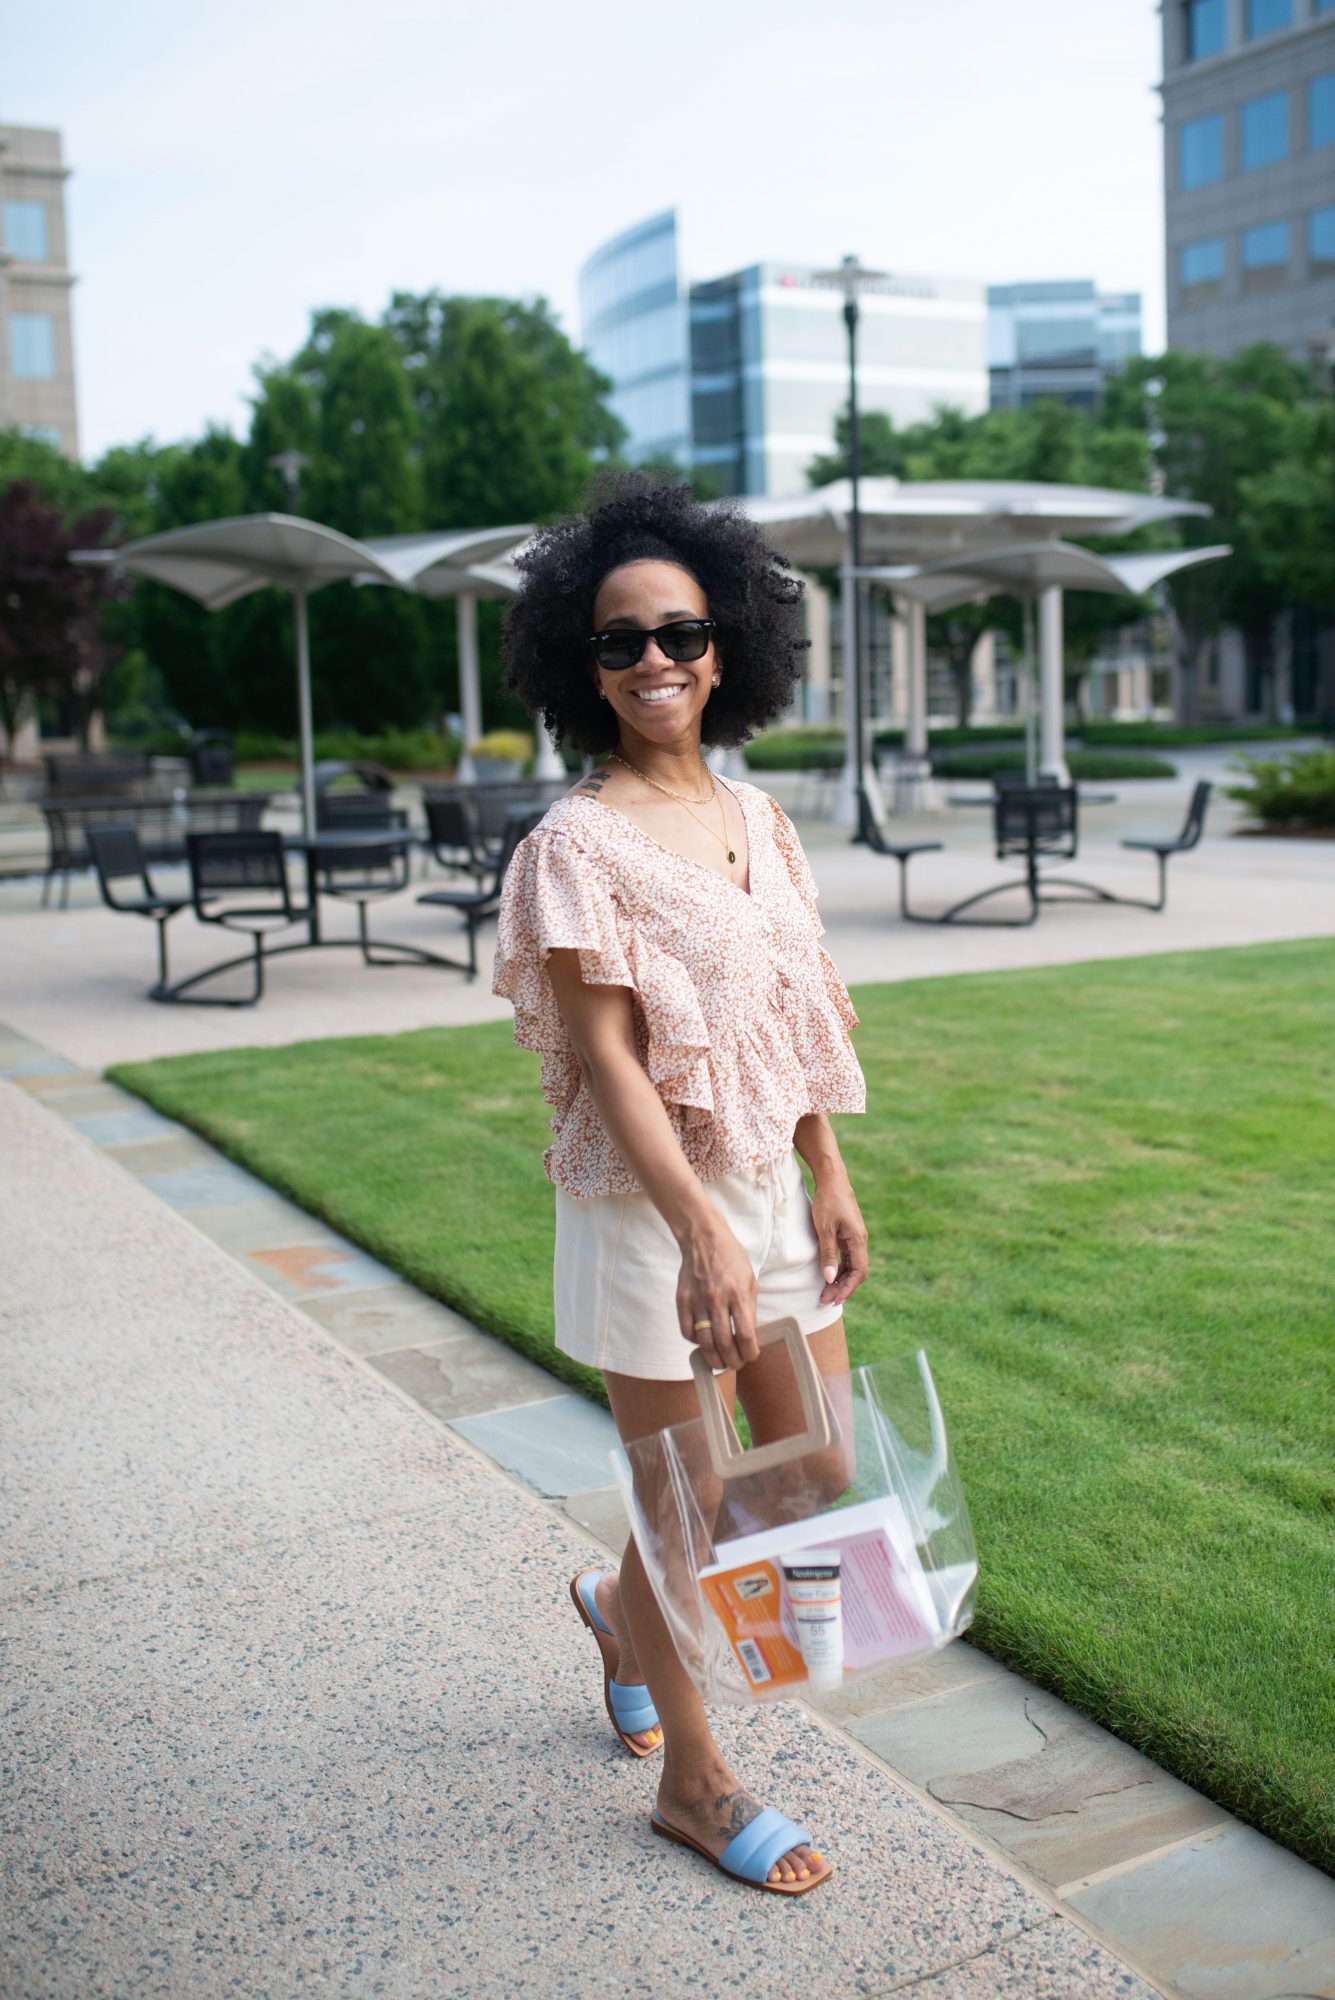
[1104,345,1322,719]
[245,311,431,730]
[1237,400,1333,623]
[384,291,624,525]
[806,409,906,486]
[0,429,96,516]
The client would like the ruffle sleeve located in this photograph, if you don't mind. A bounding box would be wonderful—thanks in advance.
[766,794,823,933]
[493,826,713,1116]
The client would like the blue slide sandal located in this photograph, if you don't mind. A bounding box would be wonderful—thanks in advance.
[570,1568,662,1757]
[650,1806,833,1896]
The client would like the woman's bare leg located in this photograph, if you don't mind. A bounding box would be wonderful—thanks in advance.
[601,1368,824,1887]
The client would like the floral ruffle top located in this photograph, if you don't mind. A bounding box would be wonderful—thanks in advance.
[492,780,866,1198]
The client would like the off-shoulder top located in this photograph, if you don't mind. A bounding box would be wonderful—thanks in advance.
[492,779,866,1198]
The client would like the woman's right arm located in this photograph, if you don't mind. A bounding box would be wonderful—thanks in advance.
[546,948,759,1373]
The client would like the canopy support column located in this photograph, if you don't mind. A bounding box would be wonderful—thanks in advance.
[894,596,939,814]
[293,582,316,838]
[1038,584,1070,783]
[456,592,482,782]
[1022,595,1037,784]
[835,563,885,828]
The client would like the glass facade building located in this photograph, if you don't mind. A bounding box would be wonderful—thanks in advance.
[579,213,987,495]
[578,210,691,466]
[1163,0,1335,359]
[987,281,1142,409]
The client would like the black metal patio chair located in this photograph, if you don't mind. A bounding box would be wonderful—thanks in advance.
[855,788,945,918]
[422,796,492,883]
[311,808,423,966]
[1119,780,1212,911]
[162,830,311,1006]
[86,825,190,1000]
[416,803,547,979]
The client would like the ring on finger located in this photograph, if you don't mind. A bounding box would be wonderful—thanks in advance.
[692,1317,713,1332]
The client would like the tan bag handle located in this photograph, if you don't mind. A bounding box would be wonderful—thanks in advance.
[689,1315,838,1480]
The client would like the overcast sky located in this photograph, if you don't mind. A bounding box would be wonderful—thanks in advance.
[7,0,1167,462]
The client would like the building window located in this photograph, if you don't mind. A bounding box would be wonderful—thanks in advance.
[1242,90,1289,168]
[18,424,61,446]
[3,199,48,261]
[1179,113,1224,186]
[1180,236,1225,306]
[1247,0,1292,32]
[1241,218,1291,290]
[1311,72,1335,149]
[1188,0,1227,57]
[9,312,56,379]
[1311,204,1335,274]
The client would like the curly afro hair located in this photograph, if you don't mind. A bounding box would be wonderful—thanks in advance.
[500,470,808,755]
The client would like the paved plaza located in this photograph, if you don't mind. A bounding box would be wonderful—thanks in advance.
[2,758,1334,1999]
[1,753,1331,1071]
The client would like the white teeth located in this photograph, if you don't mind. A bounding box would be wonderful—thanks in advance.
[634,686,686,703]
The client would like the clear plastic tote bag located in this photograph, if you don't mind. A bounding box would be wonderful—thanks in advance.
[610,1318,977,1706]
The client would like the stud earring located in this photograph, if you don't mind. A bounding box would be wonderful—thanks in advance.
[598,688,608,700]
[711,674,720,687]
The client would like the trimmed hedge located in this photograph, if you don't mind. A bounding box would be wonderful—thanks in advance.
[932,749,1176,781]
[1226,750,1335,828]
[234,726,461,771]
[1081,722,1308,749]
[742,727,845,772]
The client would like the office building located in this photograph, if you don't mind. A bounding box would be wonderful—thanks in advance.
[987,281,1142,408]
[579,210,691,469]
[1163,0,1335,358]
[578,211,988,495]
[0,123,79,457]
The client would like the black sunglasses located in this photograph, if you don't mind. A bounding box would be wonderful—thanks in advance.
[587,618,715,671]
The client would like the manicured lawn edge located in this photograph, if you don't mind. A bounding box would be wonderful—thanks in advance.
[109,939,1335,1874]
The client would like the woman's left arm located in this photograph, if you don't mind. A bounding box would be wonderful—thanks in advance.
[793,1111,868,1311]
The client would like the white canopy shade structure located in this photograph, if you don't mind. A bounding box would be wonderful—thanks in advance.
[864,540,1232,784]
[75,515,542,828]
[357,528,542,778]
[738,480,1216,818]
[746,478,1212,566]
[74,513,418,835]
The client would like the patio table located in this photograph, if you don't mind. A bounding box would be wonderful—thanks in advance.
[281,826,416,946]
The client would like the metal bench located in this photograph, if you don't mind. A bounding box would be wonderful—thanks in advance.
[39,790,272,906]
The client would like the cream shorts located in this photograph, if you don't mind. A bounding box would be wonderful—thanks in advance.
[553,1148,842,1382]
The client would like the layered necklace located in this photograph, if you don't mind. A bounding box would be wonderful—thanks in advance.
[609,751,737,865]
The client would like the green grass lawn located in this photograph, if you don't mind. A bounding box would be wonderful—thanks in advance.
[110,939,1335,1873]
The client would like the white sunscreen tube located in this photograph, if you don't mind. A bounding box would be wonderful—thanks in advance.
[782,1548,843,1690]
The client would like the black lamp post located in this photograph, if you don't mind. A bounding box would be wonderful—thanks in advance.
[814,254,888,840]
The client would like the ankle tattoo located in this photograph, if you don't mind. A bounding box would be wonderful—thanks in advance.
[713,1790,761,1840]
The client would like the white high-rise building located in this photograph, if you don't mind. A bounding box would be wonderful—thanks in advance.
[579,211,987,496]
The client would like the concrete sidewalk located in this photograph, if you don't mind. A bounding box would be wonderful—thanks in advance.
[0,1060,1161,2000]
[6,1029,1335,2000]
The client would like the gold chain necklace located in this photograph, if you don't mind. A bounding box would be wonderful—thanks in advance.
[609,751,737,865]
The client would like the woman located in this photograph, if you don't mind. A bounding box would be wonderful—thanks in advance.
[493,473,867,1897]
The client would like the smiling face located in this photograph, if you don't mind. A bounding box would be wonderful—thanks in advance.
[589,559,718,754]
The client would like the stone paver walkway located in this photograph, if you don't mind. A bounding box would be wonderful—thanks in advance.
[6,1019,1334,2000]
